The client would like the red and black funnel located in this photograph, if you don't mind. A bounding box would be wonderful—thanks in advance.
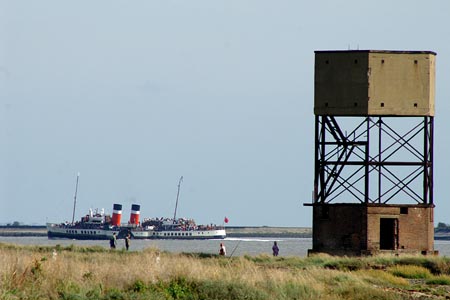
[111,204,122,226]
[129,204,140,225]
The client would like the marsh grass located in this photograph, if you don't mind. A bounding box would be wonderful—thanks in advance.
[387,265,432,279]
[426,275,450,285]
[1,243,450,299]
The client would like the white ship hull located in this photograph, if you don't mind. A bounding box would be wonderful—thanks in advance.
[131,228,226,239]
[47,223,226,240]
[46,223,118,240]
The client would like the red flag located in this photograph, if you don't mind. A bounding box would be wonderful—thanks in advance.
[224,217,229,224]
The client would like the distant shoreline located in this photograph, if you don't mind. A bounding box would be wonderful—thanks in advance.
[2,225,450,240]
[225,226,312,238]
[0,226,47,237]
[0,225,312,238]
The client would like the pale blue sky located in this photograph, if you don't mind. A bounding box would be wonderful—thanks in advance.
[1,1,450,226]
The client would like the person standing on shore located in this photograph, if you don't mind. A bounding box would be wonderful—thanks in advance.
[272,241,279,257]
[125,234,131,251]
[110,233,117,249]
[219,243,226,256]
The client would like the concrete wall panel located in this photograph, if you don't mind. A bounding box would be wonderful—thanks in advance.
[314,50,436,116]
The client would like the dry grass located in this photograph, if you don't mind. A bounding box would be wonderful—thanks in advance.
[1,243,450,299]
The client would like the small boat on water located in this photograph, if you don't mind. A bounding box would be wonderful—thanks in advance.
[46,176,226,240]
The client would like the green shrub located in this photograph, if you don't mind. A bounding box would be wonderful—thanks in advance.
[358,269,409,287]
[130,279,147,293]
[166,278,190,299]
[59,293,85,300]
[388,265,432,279]
[426,275,450,285]
[103,287,125,300]
[85,287,102,300]
[323,258,368,271]
[334,284,403,300]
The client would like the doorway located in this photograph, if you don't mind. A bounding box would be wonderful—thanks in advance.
[380,218,398,250]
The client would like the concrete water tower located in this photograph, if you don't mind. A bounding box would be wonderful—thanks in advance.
[306,50,437,255]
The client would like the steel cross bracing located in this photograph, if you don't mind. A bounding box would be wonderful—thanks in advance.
[313,116,433,205]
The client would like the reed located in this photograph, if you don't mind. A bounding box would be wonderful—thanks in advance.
[1,243,450,300]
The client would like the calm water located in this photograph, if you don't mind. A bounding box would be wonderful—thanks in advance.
[2,236,450,257]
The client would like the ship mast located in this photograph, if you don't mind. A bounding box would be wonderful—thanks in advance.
[173,176,183,223]
[71,173,80,224]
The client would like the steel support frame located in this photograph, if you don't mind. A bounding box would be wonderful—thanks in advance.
[313,115,434,205]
